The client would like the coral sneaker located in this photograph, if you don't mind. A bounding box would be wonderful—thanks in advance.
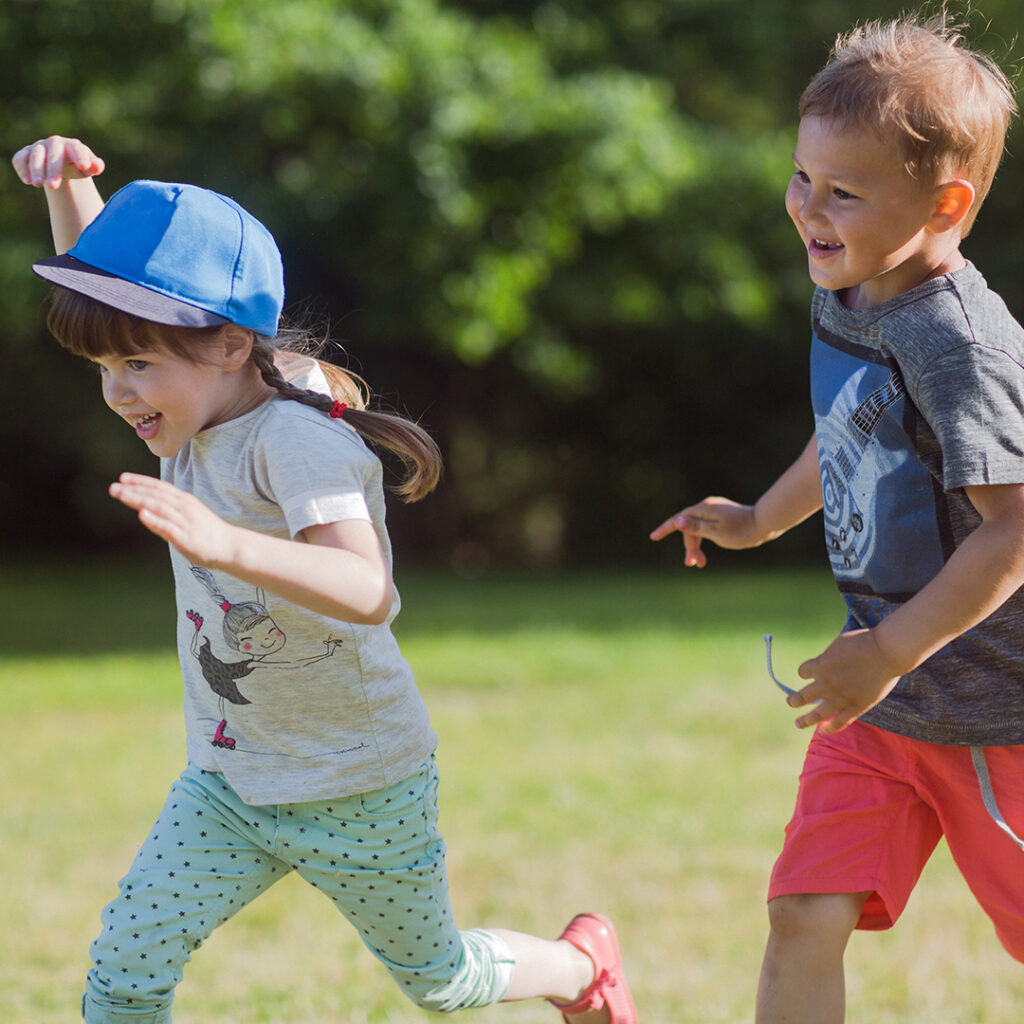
[549,913,638,1024]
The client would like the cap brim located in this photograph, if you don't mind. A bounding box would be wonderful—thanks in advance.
[33,253,230,330]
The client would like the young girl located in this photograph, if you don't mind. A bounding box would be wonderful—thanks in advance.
[13,136,637,1024]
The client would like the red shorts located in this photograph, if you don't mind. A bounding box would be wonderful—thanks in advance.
[769,721,1024,960]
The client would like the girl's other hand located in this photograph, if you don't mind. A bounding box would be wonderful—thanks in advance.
[11,135,105,190]
[109,472,236,568]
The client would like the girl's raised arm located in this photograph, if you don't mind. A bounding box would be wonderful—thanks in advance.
[11,135,106,253]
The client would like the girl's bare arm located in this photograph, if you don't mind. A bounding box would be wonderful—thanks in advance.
[12,135,106,252]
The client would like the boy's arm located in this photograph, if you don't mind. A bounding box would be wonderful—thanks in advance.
[650,435,822,567]
[11,136,105,253]
[792,481,1024,731]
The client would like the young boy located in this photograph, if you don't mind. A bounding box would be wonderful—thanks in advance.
[652,14,1024,1023]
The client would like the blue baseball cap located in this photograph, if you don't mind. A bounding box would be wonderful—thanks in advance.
[32,180,284,337]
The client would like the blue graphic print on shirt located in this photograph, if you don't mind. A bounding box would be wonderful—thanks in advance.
[810,327,946,615]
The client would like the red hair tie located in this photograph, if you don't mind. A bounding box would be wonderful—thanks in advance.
[330,401,348,419]
[220,600,231,612]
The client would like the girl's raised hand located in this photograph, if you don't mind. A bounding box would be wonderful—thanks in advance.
[110,473,236,568]
[11,135,105,190]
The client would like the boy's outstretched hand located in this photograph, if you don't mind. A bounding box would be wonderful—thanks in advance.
[651,439,824,568]
[650,496,763,568]
[789,629,904,732]
[11,135,104,189]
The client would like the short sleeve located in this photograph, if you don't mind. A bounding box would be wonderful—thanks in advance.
[914,343,1024,489]
[254,408,377,537]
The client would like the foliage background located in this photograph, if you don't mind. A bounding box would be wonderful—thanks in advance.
[3,0,1023,568]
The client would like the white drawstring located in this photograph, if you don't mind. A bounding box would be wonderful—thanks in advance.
[970,746,1024,852]
[763,633,797,696]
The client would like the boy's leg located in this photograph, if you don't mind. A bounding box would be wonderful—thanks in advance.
[916,743,1024,962]
[759,723,944,1024]
[83,765,287,1024]
[755,892,867,1024]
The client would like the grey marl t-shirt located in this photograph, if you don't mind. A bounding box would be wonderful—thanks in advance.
[810,262,1024,745]
[160,378,437,805]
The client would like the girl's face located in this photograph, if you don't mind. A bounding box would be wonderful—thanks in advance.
[93,338,262,457]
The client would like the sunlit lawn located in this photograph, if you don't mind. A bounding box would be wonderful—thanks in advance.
[1,560,1021,1022]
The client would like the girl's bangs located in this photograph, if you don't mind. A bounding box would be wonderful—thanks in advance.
[46,287,218,362]
[46,287,161,359]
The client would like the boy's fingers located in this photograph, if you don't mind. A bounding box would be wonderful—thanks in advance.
[816,715,851,734]
[786,684,812,708]
[649,514,683,540]
[792,693,839,730]
[650,512,709,565]
[788,664,824,707]
[796,655,819,681]
[682,533,707,567]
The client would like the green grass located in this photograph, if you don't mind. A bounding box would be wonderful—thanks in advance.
[1,560,1021,1023]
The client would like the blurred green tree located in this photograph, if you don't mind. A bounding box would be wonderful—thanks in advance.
[3,0,1021,566]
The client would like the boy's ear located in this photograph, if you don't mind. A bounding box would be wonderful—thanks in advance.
[929,180,976,231]
[219,324,256,370]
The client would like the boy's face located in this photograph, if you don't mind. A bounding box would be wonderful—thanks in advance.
[785,115,947,309]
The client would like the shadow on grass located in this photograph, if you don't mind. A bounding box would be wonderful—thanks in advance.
[397,564,844,636]
[0,556,177,656]
[0,554,845,657]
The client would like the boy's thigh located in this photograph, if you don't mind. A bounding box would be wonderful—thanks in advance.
[769,722,943,931]
[921,742,1024,961]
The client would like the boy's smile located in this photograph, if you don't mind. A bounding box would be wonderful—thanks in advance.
[785,115,966,309]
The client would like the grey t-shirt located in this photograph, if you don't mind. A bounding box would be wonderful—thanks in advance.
[161,389,437,805]
[810,262,1024,745]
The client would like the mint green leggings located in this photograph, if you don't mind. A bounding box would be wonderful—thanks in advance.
[82,758,514,1023]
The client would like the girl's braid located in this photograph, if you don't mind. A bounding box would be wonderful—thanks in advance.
[249,334,441,501]
[250,340,336,415]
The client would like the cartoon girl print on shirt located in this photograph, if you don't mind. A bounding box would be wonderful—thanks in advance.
[187,566,343,750]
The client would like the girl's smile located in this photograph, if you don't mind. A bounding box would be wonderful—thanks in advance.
[131,412,162,441]
[94,339,271,457]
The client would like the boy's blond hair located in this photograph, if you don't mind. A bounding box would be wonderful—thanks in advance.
[800,11,1017,233]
